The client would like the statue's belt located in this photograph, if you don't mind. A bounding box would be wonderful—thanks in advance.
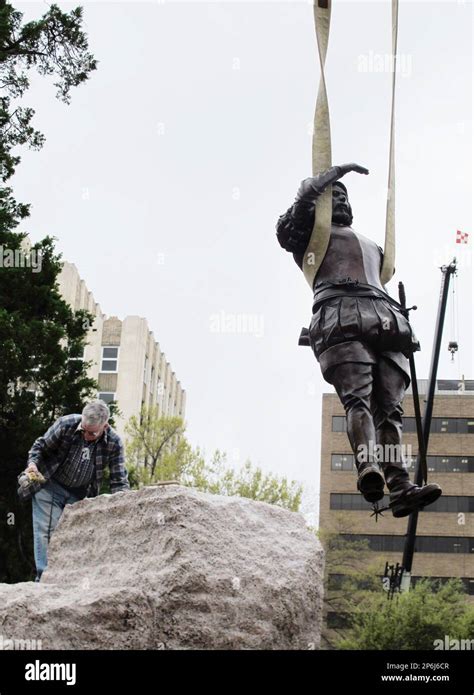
[299,280,406,347]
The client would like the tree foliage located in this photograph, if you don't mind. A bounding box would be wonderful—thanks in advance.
[319,519,383,648]
[125,407,186,477]
[183,450,303,512]
[0,1,97,231]
[0,234,99,582]
[0,1,97,582]
[125,407,303,512]
[339,579,474,650]
[320,519,474,650]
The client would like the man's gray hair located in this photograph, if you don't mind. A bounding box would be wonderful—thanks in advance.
[82,400,110,426]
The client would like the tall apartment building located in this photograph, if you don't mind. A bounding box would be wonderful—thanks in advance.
[57,260,105,378]
[319,379,474,602]
[96,316,186,438]
[57,262,186,441]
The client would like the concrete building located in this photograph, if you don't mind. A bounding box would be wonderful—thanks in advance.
[58,262,186,441]
[97,315,186,438]
[57,260,105,383]
[319,379,474,605]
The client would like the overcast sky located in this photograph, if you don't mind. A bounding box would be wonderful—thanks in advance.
[13,1,473,516]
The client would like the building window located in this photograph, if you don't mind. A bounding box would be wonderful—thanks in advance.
[330,453,474,473]
[331,493,389,511]
[331,454,355,471]
[332,416,347,432]
[98,392,115,405]
[426,456,474,473]
[101,347,119,372]
[331,494,472,513]
[342,534,473,554]
[403,418,417,433]
[404,417,474,434]
[143,356,148,384]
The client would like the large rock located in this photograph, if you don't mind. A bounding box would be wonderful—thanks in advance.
[0,485,324,649]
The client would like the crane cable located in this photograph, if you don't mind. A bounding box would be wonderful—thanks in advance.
[303,0,399,289]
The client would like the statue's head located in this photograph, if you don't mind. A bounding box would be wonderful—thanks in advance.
[332,181,353,227]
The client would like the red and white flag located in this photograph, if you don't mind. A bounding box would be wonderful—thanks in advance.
[455,229,469,244]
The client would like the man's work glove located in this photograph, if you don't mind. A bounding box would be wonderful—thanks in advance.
[17,465,46,500]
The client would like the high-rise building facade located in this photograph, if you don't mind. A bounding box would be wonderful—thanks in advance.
[319,379,474,599]
[57,262,185,441]
[96,315,186,438]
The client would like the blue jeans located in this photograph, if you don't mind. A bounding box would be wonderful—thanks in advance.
[32,479,84,581]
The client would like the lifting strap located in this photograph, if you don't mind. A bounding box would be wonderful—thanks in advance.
[303,0,398,289]
[380,0,399,285]
[303,0,333,288]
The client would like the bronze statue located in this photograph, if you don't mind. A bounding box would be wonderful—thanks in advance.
[276,164,441,517]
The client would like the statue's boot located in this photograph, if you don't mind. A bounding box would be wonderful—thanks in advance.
[382,461,442,518]
[356,459,385,504]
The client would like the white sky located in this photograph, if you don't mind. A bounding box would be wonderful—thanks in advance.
[13,1,473,516]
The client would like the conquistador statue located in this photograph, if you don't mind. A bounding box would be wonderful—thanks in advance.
[276,163,441,517]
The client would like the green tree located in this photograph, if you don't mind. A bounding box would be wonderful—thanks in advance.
[339,579,474,650]
[320,521,474,650]
[319,519,384,649]
[125,406,186,478]
[0,1,97,582]
[0,1,97,233]
[0,235,99,582]
[183,451,303,512]
[125,408,303,512]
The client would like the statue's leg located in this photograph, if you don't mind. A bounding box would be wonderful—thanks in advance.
[373,356,442,517]
[373,356,409,486]
[329,361,384,503]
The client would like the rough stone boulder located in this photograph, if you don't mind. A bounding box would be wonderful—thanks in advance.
[0,485,324,649]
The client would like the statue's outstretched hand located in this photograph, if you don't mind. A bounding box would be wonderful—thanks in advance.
[295,163,369,202]
[337,163,369,177]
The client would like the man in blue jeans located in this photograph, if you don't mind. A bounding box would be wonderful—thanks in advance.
[18,400,130,581]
